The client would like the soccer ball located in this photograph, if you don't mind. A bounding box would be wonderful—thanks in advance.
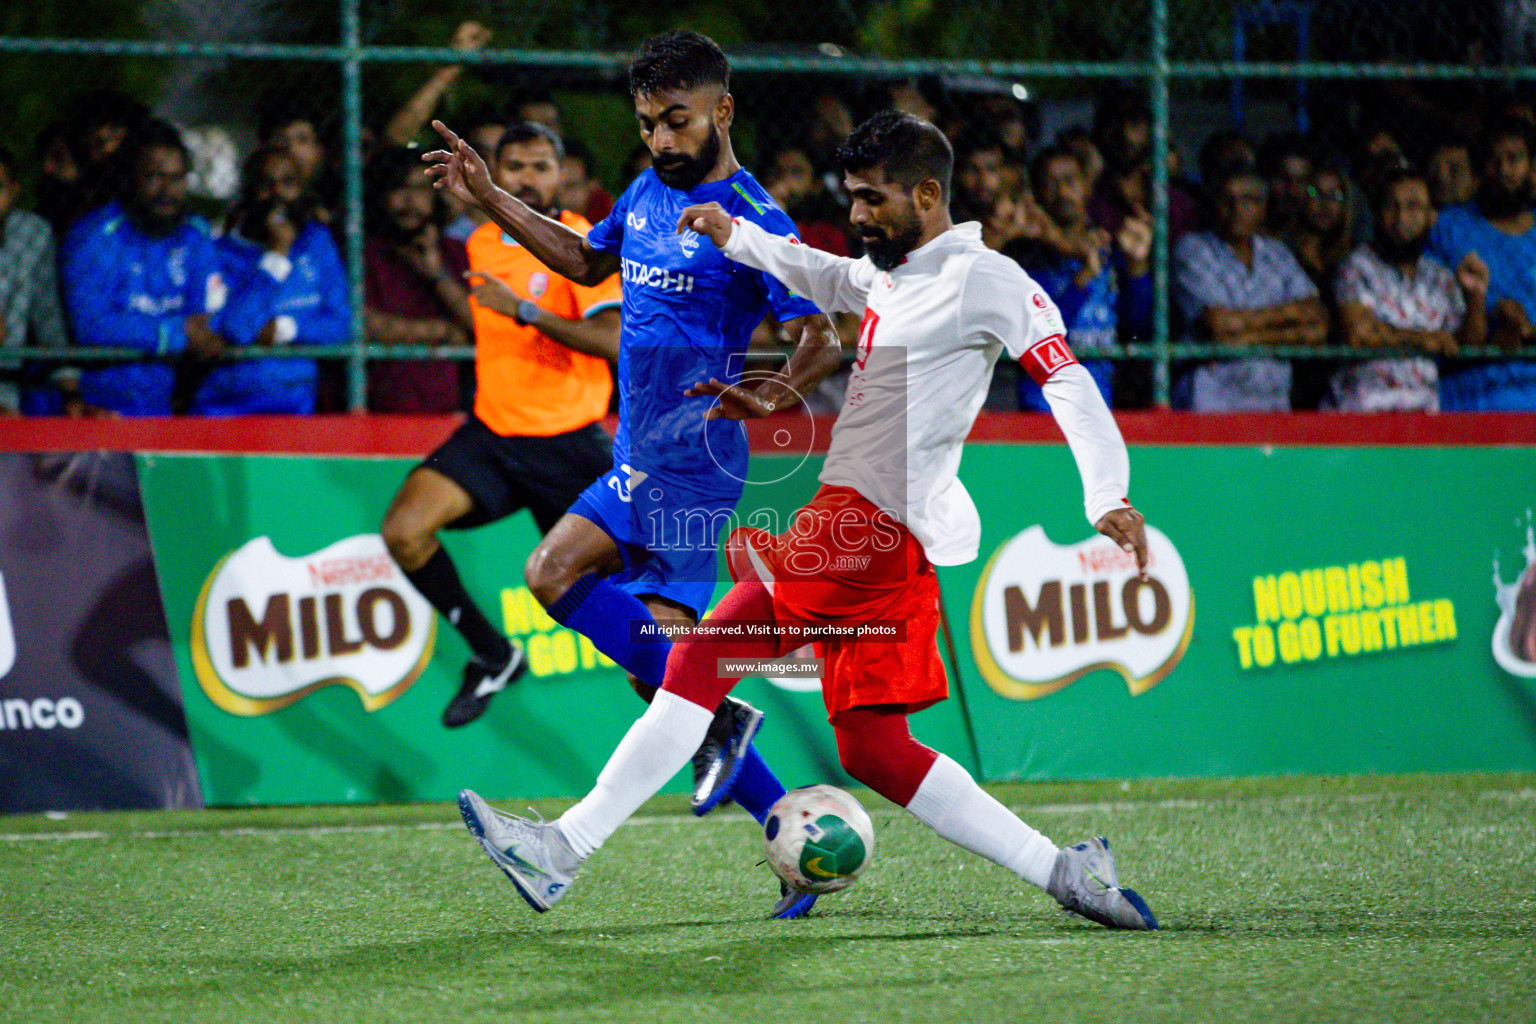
[763,785,875,895]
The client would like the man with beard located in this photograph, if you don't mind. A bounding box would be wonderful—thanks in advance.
[1332,167,1488,411]
[60,119,228,416]
[362,146,476,413]
[192,146,350,415]
[425,31,841,918]
[381,122,620,729]
[1429,118,1536,409]
[1009,144,1152,412]
[452,110,1160,932]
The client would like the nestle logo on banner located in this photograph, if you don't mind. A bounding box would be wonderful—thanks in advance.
[191,535,436,716]
[969,525,1194,700]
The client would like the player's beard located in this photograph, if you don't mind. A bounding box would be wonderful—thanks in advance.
[1477,176,1534,220]
[128,196,187,237]
[859,204,923,271]
[1371,227,1430,266]
[653,125,721,191]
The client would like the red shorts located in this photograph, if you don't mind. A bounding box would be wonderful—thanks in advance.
[727,485,948,717]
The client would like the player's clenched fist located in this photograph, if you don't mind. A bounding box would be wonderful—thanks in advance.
[677,202,734,248]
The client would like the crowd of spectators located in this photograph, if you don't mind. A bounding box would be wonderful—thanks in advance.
[2,33,1535,415]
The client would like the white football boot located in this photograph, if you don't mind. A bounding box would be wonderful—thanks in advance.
[1047,836,1160,930]
[457,789,584,912]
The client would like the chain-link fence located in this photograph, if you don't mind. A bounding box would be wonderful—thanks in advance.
[2,0,1534,413]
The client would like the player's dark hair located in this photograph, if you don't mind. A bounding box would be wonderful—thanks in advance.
[256,99,323,145]
[0,144,16,181]
[1257,130,1313,177]
[950,125,1006,164]
[125,118,190,169]
[628,30,730,97]
[496,121,565,163]
[836,110,953,201]
[1473,116,1536,170]
[1198,128,1254,185]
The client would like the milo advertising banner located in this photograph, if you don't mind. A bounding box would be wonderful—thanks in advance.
[136,440,1536,806]
[138,453,976,807]
[952,443,1536,780]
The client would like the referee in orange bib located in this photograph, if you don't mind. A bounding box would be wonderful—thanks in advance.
[382,121,621,727]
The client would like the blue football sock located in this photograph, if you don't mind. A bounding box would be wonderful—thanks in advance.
[730,743,788,824]
[547,574,670,688]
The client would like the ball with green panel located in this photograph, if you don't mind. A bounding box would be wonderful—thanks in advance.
[764,785,876,895]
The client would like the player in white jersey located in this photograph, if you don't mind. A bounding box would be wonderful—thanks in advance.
[457,111,1159,929]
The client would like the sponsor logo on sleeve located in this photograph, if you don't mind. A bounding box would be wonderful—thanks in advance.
[970,525,1193,700]
[190,535,436,716]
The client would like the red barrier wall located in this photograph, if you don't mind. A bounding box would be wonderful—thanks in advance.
[0,411,1532,456]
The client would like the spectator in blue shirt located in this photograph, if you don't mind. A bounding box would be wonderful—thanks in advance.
[60,120,228,416]
[1428,117,1536,410]
[191,146,349,414]
[1008,144,1153,411]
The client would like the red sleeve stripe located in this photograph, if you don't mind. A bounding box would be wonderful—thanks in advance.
[1019,334,1078,385]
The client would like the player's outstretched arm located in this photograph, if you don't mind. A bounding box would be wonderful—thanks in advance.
[685,312,841,420]
[678,202,872,314]
[424,120,619,286]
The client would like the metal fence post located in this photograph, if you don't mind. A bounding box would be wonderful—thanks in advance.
[341,0,366,412]
[1150,0,1172,409]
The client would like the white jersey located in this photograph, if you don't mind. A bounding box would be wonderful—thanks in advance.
[721,217,1131,566]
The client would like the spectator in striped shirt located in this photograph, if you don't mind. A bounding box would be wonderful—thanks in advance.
[1173,162,1327,411]
[1331,167,1488,411]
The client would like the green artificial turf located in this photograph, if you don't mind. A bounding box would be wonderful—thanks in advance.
[4,774,1534,1024]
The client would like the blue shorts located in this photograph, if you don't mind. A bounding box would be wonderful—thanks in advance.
[568,464,736,619]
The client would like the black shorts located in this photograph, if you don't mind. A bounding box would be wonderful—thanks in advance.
[420,415,612,534]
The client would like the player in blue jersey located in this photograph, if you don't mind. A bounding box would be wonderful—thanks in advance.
[425,31,843,917]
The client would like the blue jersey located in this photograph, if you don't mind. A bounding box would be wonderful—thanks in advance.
[1430,204,1536,317]
[587,168,820,499]
[61,202,224,416]
[192,223,350,414]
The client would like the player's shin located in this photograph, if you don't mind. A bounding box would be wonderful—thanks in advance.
[556,689,714,858]
[725,745,787,824]
[546,574,671,687]
[905,754,1060,889]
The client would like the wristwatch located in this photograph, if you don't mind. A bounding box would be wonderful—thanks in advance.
[514,299,542,326]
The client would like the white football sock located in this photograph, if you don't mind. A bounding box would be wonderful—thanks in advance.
[904,753,1060,890]
[557,690,714,859]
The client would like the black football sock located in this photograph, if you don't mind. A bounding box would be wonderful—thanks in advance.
[403,546,512,666]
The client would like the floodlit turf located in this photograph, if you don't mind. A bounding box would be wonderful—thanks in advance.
[4,774,1534,1024]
